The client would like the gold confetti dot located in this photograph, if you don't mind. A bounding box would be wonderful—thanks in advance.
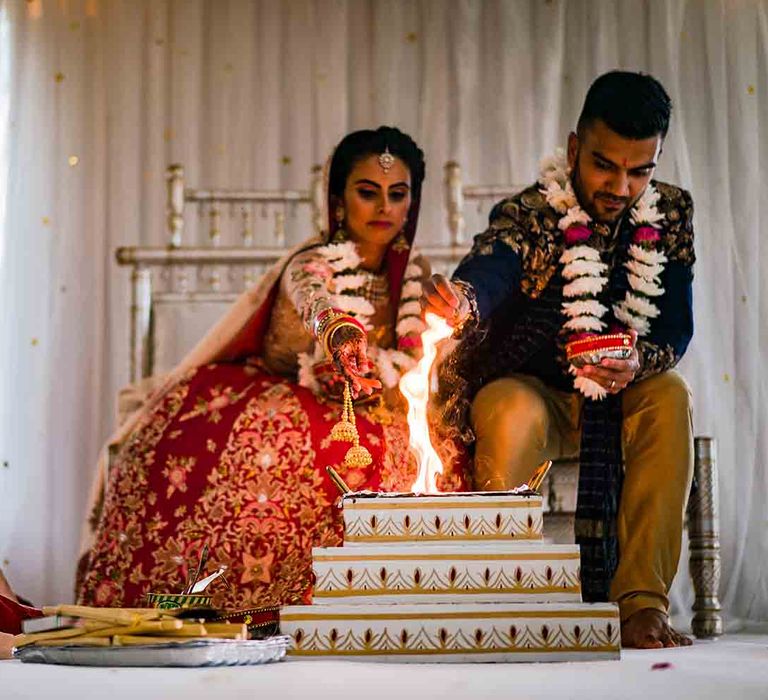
[31,338,39,346]
[747,85,755,95]
[163,128,174,142]
[723,373,730,382]
[281,156,292,165]
[42,216,50,226]
[741,295,747,303]
[68,155,79,166]
[405,32,417,43]
[2,558,9,566]
[224,62,234,73]
[55,72,65,83]
[216,144,226,155]
[70,21,80,31]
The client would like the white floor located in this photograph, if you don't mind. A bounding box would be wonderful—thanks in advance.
[1,634,767,700]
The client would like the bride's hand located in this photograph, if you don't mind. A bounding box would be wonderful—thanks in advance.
[330,326,382,398]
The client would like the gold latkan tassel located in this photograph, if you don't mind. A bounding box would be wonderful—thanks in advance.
[330,382,357,443]
[330,381,373,468]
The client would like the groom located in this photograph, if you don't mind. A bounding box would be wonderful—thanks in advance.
[424,71,695,649]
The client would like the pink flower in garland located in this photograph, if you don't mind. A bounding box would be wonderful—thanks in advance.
[633,225,661,245]
[397,335,422,350]
[564,224,592,245]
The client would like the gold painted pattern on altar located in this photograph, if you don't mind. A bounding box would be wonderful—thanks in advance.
[289,645,618,657]
[313,586,580,598]
[281,610,618,622]
[313,552,578,562]
[344,533,544,543]
[344,512,543,542]
[344,498,541,510]
[314,559,581,596]
[286,620,620,656]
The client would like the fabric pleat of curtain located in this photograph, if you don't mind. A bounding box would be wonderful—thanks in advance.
[0,0,765,626]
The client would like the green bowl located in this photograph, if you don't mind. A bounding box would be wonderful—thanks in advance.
[146,591,213,610]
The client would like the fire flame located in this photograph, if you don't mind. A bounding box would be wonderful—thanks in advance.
[399,312,454,493]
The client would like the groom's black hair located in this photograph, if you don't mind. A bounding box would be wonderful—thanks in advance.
[329,126,426,202]
[577,71,672,140]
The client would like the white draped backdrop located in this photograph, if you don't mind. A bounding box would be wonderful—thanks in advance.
[0,0,765,627]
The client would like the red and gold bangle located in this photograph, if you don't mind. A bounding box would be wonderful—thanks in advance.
[313,307,344,341]
[565,333,632,363]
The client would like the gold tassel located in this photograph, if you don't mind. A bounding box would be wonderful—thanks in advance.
[345,442,372,468]
[330,381,373,467]
[330,381,358,443]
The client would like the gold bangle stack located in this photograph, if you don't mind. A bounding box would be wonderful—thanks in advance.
[324,320,365,357]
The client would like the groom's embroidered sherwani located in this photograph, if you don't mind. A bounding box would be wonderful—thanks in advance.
[440,179,695,618]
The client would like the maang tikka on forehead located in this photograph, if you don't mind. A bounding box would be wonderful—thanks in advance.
[378,147,395,173]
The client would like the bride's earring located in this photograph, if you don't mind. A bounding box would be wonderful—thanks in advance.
[391,216,410,253]
[332,206,347,243]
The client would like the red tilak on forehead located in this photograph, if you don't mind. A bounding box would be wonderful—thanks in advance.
[622,158,628,168]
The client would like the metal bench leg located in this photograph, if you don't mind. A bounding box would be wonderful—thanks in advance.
[688,436,723,638]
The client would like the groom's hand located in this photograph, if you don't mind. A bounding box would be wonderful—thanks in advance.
[421,274,466,326]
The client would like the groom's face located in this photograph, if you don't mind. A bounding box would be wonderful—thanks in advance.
[567,119,662,224]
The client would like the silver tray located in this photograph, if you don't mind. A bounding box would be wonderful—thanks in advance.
[13,636,292,667]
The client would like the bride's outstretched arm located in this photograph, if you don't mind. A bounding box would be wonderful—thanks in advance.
[284,247,381,396]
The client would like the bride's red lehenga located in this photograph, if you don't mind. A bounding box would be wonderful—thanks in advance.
[77,155,468,610]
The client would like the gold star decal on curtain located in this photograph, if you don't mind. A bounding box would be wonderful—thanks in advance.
[68,156,79,166]
[747,85,755,95]
[55,72,65,83]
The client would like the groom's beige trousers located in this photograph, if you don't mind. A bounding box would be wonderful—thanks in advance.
[470,370,694,622]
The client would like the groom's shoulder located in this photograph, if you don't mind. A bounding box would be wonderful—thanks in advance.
[652,180,696,266]
[487,182,558,234]
[653,179,694,219]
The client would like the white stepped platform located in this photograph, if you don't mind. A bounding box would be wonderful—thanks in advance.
[311,543,582,604]
[341,491,543,545]
[281,602,621,663]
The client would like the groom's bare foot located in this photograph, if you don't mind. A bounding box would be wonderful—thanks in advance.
[621,608,693,649]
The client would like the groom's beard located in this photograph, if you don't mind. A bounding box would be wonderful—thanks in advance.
[571,156,632,224]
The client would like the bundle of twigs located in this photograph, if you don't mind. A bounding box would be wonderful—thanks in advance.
[13,605,247,648]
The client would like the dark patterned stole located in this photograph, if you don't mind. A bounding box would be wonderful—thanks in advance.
[575,394,624,601]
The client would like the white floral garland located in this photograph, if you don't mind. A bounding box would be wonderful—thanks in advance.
[297,241,426,392]
[538,149,668,399]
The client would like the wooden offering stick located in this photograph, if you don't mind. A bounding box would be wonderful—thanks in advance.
[326,465,351,495]
[527,460,553,493]
[42,605,159,626]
